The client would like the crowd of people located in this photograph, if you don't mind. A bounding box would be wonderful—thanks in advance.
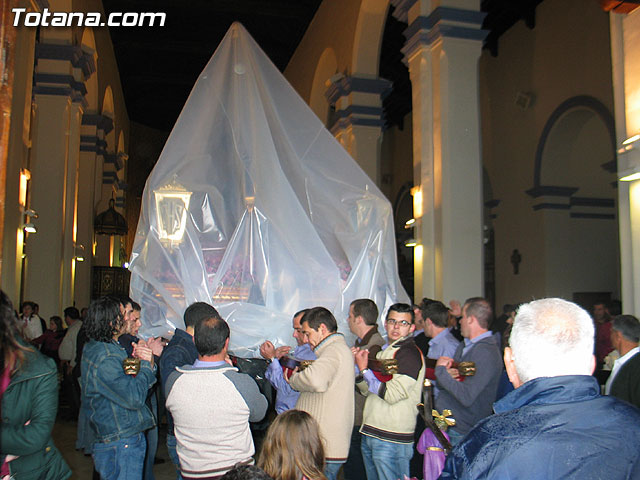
[1,290,640,480]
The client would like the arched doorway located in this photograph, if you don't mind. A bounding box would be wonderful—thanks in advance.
[531,96,619,301]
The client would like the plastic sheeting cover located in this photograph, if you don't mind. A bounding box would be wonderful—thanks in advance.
[129,23,409,357]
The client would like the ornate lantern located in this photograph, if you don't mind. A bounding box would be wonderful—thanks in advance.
[153,180,192,245]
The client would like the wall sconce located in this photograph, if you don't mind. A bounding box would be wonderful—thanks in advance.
[404,238,417,248]
[618,133,640,182]
[411,186,423,219]
[154,179,192,245]
[405,218,416,228]
[22,207,38,218]
[74,244,86,262]
[19,169,31,208]
[21,205,38,234]
[23,223,37,233]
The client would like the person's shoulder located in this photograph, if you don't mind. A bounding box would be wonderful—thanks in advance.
[324,332,349,350]
[626,350,640,366]
[20,346,57,377]
[369,331,385,345]
[223,368,259,391]
[444,329,460,343]
[471,334,501,354]
[597,394,640,420]
[86,340,125,359]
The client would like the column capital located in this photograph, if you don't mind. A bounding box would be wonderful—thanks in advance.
[390,0,419,24]
[36,43,96,79]
[401,6,487,64]
[34,43,96,105]
[325,75,392,104]
[82,114,114,135]
[325,75,392,134]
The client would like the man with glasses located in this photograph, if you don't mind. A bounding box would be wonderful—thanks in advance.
[354,303,425,480]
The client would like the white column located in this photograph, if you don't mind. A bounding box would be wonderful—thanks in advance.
[76,125,98,309]
[60,102,83,307]
[610,9,640,315]
[399,0,486,302]
[26,94,71,314]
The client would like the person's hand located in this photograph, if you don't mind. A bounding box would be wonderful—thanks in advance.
[274,346,290,359]
[449,300,462,317]
[133,342,154,368]
[259,341,276,360]
[447,367,460,379]
[355,349,369,372]
[147,336,164,357]
[285,366,299,384]
[351,346,359,356]
[436,356,453,368]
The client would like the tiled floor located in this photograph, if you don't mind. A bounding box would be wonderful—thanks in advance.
[52,417,177,480]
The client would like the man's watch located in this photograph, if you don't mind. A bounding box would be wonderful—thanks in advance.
[360,368,370,375]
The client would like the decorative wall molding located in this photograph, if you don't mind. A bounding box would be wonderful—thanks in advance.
[325,75,392,133]
[389,0,418,24]
[400,7,487,64]
[35,43,96,78]
[82,114,114,135]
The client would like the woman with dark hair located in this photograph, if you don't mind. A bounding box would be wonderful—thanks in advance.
[258,409,327,480]
[33,316,66,363]
[81,295,156,480]
[0,290,71,479]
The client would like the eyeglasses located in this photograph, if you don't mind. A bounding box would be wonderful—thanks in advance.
[386,318,412,327]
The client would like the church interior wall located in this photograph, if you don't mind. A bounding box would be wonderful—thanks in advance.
[284,0,363,103]
[2,0,129,313]
[480,0,618,309]
[380,114,413,205]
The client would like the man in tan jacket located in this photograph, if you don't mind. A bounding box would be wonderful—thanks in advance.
[289,307,355,480]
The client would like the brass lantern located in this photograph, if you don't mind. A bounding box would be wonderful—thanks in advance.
[154,180,192,245]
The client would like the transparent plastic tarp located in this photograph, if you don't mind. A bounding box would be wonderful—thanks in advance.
[129,22,409,357]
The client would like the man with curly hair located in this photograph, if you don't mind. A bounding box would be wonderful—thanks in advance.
[80,296,156,480]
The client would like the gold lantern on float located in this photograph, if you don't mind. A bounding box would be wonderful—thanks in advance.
[154,179,192,247]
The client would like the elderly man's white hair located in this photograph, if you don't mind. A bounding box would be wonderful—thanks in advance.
[510,298,594,384]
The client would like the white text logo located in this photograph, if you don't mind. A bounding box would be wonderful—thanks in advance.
[12,8,166,27]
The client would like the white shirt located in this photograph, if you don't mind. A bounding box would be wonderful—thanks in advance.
[22,314,43,341]
[59,320,83,366]
[605,346,639,395]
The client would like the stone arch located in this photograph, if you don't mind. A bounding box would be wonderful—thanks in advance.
[533,95,616,194]
[117,130,125,154]
[352,0,390,75]
[530,95,619,300]
[309,48,338,125]
[102,85,116,162]
[102,85,115,119]
[81,27,99,113]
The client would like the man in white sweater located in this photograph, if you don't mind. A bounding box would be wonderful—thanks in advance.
[165,315,267,479]
[289,307,355,480]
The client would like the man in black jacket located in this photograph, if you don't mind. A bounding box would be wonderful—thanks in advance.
[607,314,640,409]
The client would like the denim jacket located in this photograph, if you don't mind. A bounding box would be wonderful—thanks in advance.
[81,339,156,443]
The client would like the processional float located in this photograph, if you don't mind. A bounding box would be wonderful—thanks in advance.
[128,23,409,357]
